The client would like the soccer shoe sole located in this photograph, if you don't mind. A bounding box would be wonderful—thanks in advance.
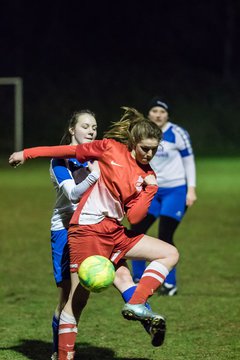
[150,316,166,347]
[122,308,163,322]
[122,308,148,321]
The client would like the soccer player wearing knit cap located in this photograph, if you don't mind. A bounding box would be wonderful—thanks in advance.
[131,97,197,295]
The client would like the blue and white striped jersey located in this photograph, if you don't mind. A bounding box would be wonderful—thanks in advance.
[49,158,89,231]
[150,122,196,188]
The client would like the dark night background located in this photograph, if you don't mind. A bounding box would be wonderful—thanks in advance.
[1,0,240,156]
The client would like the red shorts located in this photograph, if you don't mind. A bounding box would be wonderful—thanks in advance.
[68,218,143,272]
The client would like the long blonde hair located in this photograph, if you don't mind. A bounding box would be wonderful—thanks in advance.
[104,107,162,150]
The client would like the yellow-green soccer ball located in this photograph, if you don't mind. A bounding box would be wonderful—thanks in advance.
[78,255,115,293]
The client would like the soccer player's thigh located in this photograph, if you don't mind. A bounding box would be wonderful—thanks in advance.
[125,234,176,262]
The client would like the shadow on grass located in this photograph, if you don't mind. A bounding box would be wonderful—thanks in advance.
[0,339,150,360]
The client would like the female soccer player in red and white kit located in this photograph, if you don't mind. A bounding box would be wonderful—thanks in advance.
[9,107,179,360]
[39,109,162,359]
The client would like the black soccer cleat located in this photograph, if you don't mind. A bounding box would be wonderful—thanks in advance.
[158,283,178,296]
[141,315,166,347]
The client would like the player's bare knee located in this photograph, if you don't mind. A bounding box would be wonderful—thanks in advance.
[114,266,132,286]
[170,246,179,266]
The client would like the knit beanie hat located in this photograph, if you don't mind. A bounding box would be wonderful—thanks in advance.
[147,96,169,113]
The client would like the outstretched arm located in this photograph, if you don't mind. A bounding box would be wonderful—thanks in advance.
[9,151,25,167]
[9,140,109,168]
[9,145,77,167]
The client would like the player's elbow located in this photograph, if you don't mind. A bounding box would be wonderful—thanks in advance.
[127,215,142,225]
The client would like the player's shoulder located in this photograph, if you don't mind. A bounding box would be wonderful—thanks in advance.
[50,157,80,168]
[50,158,74,185]
[50,158,67,168]
[170,121,187,133]
[102,138,127,152]
[90,138,119,151]
[170,122,190,139]
[104,138,123,146]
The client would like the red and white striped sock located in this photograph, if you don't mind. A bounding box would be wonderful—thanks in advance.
[129,261,169,304]
[58,310,78,360]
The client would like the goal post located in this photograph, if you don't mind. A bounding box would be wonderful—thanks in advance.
[0,77,23,151]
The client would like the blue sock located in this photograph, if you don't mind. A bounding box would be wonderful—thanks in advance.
[122,285,137,303]
[52,314,59,353]
[165,268,177,286]
[122,285,151,310]
[131,260,146,281]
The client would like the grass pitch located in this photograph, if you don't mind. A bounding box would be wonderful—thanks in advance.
[0,157,240,360]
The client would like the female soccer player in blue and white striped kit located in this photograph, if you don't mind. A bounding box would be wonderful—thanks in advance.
[50,110,100,359]
[132,97,197,295]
